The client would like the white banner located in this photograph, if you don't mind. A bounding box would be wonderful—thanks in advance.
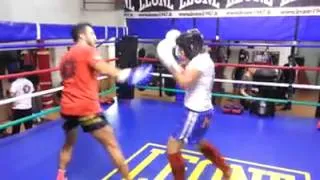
[125,6,320,18]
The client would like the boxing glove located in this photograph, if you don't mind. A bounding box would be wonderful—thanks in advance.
[117,64,153,85]
[166,29,181,41]
[157,38,183,74]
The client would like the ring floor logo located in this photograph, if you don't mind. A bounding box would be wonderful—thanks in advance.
[103,143,311,180]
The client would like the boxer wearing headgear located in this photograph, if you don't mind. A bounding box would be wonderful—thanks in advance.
[157,29,231,180]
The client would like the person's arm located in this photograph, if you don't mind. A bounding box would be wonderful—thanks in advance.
[9,83,17,97]
[88,48,152,85]
[240,73,251,97]
[240,86,250,97]
[172,68,201,89]
[171,57,209,89]
[86,49,121,77]
[93,60,121,78]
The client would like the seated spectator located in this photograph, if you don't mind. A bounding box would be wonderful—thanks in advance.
[239,68,258,109]
[232,66,246,95]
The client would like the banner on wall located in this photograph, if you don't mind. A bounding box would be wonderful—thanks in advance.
[124,0,320,18]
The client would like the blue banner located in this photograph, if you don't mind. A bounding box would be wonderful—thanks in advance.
[0,22,37,42]
[219,17,296,41]
[118,27,125,38]
[172,19,193,32]
[195,18,217,39]
[93,26,106,40]
[298,16,320,41]
[40,24,73,40]
[127,19,172,39]
[107,27,117,39]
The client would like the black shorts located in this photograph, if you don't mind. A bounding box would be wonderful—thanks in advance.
[61,113,109,133]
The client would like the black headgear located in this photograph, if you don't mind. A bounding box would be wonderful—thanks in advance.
[176,29,204,60]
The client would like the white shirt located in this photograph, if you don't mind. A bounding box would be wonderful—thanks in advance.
[10,78,35,110]
[184,53,215,112]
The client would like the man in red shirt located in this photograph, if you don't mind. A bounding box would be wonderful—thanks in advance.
[56,23,152,180]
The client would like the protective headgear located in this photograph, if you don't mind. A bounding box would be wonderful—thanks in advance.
[176,29,204,60]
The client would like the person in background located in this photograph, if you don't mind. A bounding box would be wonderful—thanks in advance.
[209,40,228,105]
[279,55,297,110]
[239,67,258,109]
[23,65,42,124]
[9,68,35,135]
[232,49,249,96]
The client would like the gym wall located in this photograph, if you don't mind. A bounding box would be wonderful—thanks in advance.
[0,0,126,91]
[298,45,320,85]
[0,0,125,26]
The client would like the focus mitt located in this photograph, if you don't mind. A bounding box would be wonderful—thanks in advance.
[117,64,153,85]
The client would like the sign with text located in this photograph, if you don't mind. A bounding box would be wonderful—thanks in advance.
[124,0,320,18]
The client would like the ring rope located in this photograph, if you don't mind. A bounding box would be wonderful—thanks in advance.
[0,76,109,106]
[2,70,318,107]
[138,40,320,49]
[0,67,59,81]
[0,86,62,106]
[0,86,117,131]
[136,85,320,107]
[1,84,318,131]
[151,73,320,90]
[139,57,320,71]
[0,58,117,80]
[215,63,320,71]
[0,57,317,82]
[0,56,316,82]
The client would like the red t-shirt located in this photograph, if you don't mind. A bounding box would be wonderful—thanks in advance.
[59,44,101,116]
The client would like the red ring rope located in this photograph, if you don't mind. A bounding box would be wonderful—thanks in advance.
[138,57,320,71]
[215,63,320,71]
[0,58,118,80]
[2,55,317,81]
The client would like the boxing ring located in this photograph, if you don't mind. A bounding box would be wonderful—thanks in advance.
[0,19,320,180]
[1,98,319,179]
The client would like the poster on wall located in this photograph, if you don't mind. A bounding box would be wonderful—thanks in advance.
[124,0,320,18]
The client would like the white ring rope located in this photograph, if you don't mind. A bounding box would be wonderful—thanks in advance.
[0,76,109,106]
[1,70,319,107]
[150,72,320,90]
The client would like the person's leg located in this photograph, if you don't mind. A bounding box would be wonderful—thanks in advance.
[11,109,22,135]
[80,113,130,180]
[23,109,33,130]
[168,109,200,180]
[194,111,231,179]
[91,125,130,179]
[167,136,185,180]
[56,115,79,180]
[198,140,231,179]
